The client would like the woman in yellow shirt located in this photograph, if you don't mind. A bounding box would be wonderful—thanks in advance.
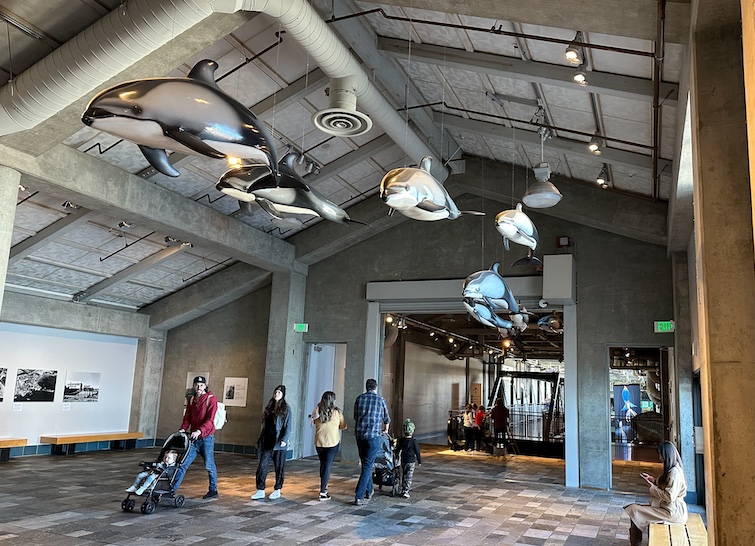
[310,391,347,500]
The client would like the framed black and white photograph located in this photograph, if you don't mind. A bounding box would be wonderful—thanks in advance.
[0,367,7,402]
[13,369,58,402]
[63,371,101,403]
[223,377,248,407]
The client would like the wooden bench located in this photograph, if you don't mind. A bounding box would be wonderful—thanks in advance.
[40,432,143,456]
[649,513,708,546]
[0,438,28,461]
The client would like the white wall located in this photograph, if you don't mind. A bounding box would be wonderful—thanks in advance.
[403,341,483,439]
[0,322,138,443]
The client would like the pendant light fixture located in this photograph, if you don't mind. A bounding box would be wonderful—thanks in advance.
[522,131,563,208]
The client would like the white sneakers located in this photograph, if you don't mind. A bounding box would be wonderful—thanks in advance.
[251,489,265,500]
[269,489,281,500]
[125,486,136,493]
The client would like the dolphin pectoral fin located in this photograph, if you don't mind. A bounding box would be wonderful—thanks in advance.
[502,237,510,251]
[416,200,446,213]
[138,146,180,177]
[460,210,486,216]
[163,127,226,159]
[255,198,285,220]
[237,201,256,216]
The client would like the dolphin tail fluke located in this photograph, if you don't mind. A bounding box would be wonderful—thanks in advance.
[512,252,543,268]
[459,210,485,216]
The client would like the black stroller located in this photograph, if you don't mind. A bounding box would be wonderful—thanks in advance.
[121,432,190,514]
[372,433,401,497]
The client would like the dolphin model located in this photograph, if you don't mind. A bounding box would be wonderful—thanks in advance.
[495,203,538,251]
[379,157,484,221]
[537,314,563,335]
[217,153,367,225]
[82,59,278,178]
[462,262,528,332]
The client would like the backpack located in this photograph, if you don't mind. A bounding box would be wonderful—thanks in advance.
[214,401,227,430]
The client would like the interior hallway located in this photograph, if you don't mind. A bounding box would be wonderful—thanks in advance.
[0,445,702,546]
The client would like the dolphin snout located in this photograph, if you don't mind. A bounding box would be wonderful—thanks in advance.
[81,107,115,125]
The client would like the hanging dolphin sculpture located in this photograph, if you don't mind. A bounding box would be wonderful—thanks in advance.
[462,262,527,333]
[81,59,278,178]
[217,153,367,225]
[379,157,484,221]
[537,314,563,335]
[495,203,539,251]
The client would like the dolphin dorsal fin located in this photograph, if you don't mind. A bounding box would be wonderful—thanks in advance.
[188,60,220,88]
[419,156,433,173]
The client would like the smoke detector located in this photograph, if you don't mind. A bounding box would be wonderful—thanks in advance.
[312,76,372,137]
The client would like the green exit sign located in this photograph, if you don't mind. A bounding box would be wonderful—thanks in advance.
[654,320,675,333]
[293,323,309,333]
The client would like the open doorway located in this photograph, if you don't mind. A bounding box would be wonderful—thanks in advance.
[609,346,664,462]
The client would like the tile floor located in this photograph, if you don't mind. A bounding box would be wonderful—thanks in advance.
[0,445,702,545]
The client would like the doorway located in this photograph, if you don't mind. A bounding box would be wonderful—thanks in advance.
[301,343,346,458]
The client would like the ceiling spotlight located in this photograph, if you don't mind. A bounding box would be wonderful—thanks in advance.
[118,221,131,229]
[385,315,394,323]
[429,331,435,337]
[588,132,603,155]
[523,162,563,208]
[503,339,512,348]
[164,236,179,246]
[596,165,609,189]
[62,201,80,210]
[564,31,584,65]
[18,184,26,193]
[573,64,588,86]
[448,337,454,343]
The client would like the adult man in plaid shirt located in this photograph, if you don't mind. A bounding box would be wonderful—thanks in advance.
[353,378,390,505]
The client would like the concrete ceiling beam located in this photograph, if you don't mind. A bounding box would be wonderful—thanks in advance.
[0,143,305,275]
[142,262,271,331]
[9,207,99,265]
[379,37,679,105]
[367,0,690,44]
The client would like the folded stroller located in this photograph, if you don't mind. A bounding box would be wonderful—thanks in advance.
[121,431,190,514]
[372,433,401,497]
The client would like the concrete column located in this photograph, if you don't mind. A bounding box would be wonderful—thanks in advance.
[0,166,21,314]
[690,2,755,541]
[264,270,307,456]
[671,251,696,502]
[130,329,167,442]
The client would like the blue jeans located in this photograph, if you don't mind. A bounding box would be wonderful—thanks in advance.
[173,435,217,493]
[355,436,380,500]
[316,444,339,494]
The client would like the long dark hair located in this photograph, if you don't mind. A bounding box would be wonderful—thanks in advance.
[317,391,340,423]
[262,384,288,422]
[657,441,683,488]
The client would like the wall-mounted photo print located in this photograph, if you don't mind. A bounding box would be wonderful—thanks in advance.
[14,369,58,402]
[63,371,101,403]
[0,367,7,402]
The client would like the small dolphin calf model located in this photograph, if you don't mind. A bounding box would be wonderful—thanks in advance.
[495,203,538,251]
[217,153,367,225]
[379,157,484,221]
[82,59,278,177]
[462,262,528,333]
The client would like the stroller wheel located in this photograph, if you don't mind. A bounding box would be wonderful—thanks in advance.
[141,500,156,514]
[174,495,185,508]
[121,499,135,512]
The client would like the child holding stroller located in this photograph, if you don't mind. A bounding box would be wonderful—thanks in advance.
[126,450,178,495]
[396,419,421,498]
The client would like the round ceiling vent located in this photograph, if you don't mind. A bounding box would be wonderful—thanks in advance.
[312,107,373,137]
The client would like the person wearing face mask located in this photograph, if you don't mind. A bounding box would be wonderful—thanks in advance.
[251,385,291,500]
[173,376,219,499]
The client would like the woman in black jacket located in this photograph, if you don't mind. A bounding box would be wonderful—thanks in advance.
[251,385,290,500]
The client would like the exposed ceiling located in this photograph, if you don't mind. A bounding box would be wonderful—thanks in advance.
[0,0,689,338]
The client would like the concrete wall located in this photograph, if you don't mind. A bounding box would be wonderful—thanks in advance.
[156,286,271,446]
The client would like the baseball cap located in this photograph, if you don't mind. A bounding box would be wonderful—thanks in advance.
[193,376,207,384]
